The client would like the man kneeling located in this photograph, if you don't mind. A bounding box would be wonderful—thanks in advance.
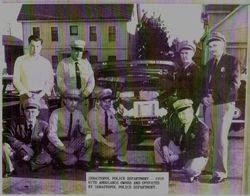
[47,89,92,171]
[3,97,52,177]
[154,99,209,182]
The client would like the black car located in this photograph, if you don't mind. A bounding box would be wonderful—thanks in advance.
[92,60,179,144]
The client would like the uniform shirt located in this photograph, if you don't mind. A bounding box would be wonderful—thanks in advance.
[48,106,91,148]
[3,118,49,151]
[57,57,95,97]
[13,54,54,96]
[87,104,125,142]
[203,53,240,104]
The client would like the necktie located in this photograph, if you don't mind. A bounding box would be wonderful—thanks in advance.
[68,113,73,139]
[105,111,109,136]
[75,62,81,89]
[27,124,33,139]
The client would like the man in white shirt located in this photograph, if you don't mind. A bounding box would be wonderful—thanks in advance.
[88,89,128,167]
[13,35,54,122]
[47,89,93,171]
[56,39,95,116]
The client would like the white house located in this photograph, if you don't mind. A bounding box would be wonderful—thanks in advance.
[17,4,138,71]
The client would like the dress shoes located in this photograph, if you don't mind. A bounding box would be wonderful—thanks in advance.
[113,157,128,167]
[209,176,227,183]
[77,160,91,171]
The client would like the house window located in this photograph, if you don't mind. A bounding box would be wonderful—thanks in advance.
[89,55,98,64]
[108,55,116,62]
[51,55,58,70]
[89,26,97,41]
[51,27,58,42]
[108,26,116,42]
[33,27,40,37]
[70,25,78,36]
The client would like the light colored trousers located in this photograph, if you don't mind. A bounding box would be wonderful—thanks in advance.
[204,102,235,178]
[47,138,93,166]
[154,137,207,178]
[3,143,52,173]
[94,131,128,162]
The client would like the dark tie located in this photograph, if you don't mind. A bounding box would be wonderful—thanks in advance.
[75,62,81,89]
[105,111,109,136]
[27,124,33,140]
[68,113,73,139]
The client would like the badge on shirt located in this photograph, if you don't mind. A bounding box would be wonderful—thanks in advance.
[220,67,225,73]
[190,133,196,139]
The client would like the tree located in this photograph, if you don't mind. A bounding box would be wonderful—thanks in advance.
[136,13,171,60]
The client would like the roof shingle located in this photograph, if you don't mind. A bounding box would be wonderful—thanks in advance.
[17,4,134,21]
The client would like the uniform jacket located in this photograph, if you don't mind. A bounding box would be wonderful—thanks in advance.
[176,62,202,108]
[161,115,209,162]
[3,118,49,153]
[203,53,240,104]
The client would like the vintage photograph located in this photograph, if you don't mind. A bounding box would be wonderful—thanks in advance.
[1,1,249,195]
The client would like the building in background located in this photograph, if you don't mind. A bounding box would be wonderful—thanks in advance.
[2,35,23,75]
[200,4,248,70]
[17,4,138,71]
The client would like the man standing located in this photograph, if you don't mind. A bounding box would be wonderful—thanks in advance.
[87,89,128,166]
[202,32,240,183]
[56,40,95,115]
[154,99,209,182]
[176,40,202,112]
[3,98,52,177]
[13,35,54,122]
[47,89,92,171]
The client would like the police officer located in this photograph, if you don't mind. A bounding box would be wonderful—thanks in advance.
[47,89,93,171]
[154,99,209,182]
[57,39,95,116]
[87,89,128,166]
[202,32,241,183]
[3,97,52,177]
[176,40,202,112]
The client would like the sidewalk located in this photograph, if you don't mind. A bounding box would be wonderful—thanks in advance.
[2,131,244,195]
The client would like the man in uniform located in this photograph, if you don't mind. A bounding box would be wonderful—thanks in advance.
[3,97,52,177]
[176,40,202,112]
[56,39,95,115]
[154,99,209,182]
[202,32,240,183]
[47,89,92,171]
[13,35,54,121]
[87,88,128,166]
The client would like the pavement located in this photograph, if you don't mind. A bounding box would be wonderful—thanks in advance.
[2,129,245,195]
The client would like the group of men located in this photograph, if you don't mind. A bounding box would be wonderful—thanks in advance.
[155,32,240,183]
[3,35,128,177]
[3,31,240,185]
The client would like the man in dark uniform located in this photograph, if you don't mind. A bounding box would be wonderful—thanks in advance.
[202,32,241,183]
[3,97,52,177]
[176,40,202,112]
[154,99,209,182]
[87,88,128,167]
